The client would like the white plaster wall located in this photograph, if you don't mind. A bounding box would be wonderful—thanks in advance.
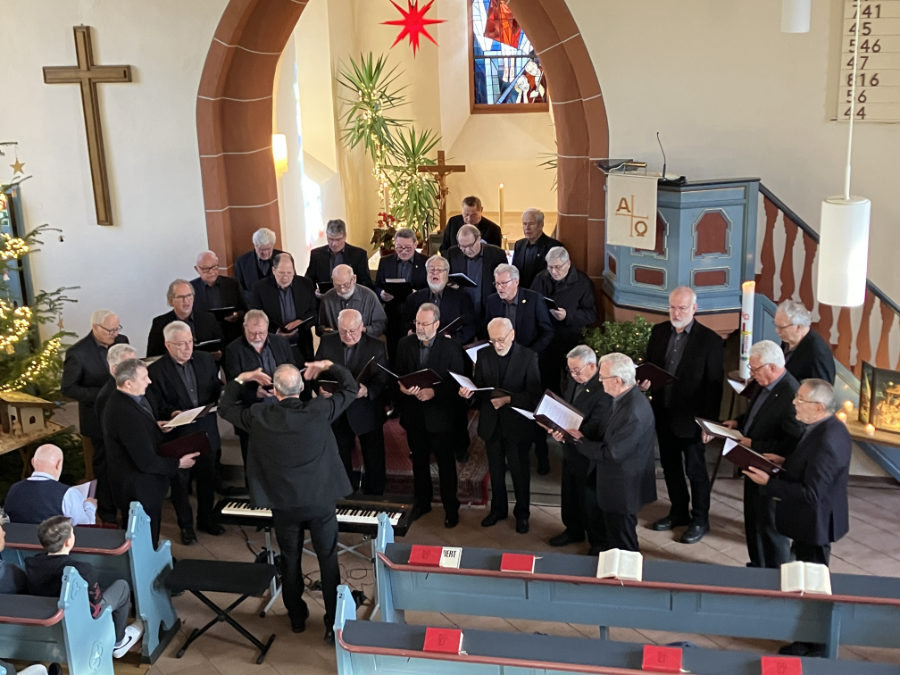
[0,0,228,355]
[569,0,900,301]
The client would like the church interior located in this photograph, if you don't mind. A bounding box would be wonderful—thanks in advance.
[2,0,900,672]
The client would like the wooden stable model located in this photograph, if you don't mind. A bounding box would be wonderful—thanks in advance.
[0,391,54,435]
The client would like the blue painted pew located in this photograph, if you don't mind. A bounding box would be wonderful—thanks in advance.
[374,515,900,660]
[335,584,899,675]
[1,502,179,663]
[0,566,115,674]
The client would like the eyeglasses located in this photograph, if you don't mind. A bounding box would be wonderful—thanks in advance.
[494,278,516,288]
[669,304,692,312]
[196,264,218,273]
[488,330,514,345]
[749,363,770,374]
[459,240,479,251]
[774,322,794,330]
[338,326,362,336]
[96,324,122,335]
[394,244,415,252]
[166,340,192,349]
[246,329,268,338]
[568,363,591,376]
[172,294,193,301]
[597,374,619,381]
[547,263,567,271]
[793,395,820,406]
[414,319,437,328]
[334,281,355,291]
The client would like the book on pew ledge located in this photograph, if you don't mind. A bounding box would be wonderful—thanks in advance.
[408,545,462,568]
[720,438,782,476]
[377,364,442,389]
[635,362,676,390]
[447,272,477,288]
[500,552,537,573]
[595,548,643,582]
[162,402,217,429]
[423,627,464,655]
[159,431,212,458]
[641,645,682,673]
[464,340,490,364]
[761,655,803,675]
[780,561,831,595]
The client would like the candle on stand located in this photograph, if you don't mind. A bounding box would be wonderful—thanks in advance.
[498,183,505,228]
[739,281,755,380]
[865,423,876,437]
[836,410,848,423]
[842,400,854,414]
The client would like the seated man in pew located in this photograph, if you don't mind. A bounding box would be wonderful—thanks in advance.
[4,444,96,526]
[25,516,141,659]
[0,520,26,595]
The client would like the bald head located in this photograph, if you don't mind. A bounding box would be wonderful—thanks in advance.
[32,444,64,480]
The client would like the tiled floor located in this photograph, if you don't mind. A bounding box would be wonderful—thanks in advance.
[120,458,900,675]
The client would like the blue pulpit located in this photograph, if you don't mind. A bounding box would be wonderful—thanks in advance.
[603,178,759,312]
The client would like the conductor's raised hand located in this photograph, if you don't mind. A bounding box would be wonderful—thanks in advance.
[303,360,334,381]
[239,368,272,387]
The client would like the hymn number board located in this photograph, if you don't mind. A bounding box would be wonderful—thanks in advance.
[837,0,900,122]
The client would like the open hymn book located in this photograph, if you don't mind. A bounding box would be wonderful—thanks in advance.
[595,548,643,582]
[781,561,832,595]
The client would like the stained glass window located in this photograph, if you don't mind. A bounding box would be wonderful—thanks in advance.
[470,0,547,111]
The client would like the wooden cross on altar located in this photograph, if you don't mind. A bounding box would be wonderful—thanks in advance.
[418,150,465,229]
[43,26,133,226]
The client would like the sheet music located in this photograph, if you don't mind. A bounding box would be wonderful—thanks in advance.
[512,407,535,420]
[465,341,491,364]
[162,404,214,429]
[696,418,743,441]
[449,371,491,391]
[728,378,746,394]
[536,395,583,430]
[73,479,97,500]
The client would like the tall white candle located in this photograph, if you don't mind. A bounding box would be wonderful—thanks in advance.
[498,183,505,229]
[739,281,755,379]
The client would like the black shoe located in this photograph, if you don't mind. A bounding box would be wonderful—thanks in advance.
[536,458,551,475]
[679,523,709,544]
[778,641,825,657]
[410,503,432,522]
[180,527,197,545]
[199,523,225,536]
[481,512,507,527]
[548,530,584,547]
[323,627,335,645]
[650,515,690,532]
[290,603,309,633]
[444,512,459,529]
[515,518,529,534]
[48,664,62,675]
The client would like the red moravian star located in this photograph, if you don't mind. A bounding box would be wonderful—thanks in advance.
[382,0,444,56]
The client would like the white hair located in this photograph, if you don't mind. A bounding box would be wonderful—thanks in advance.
[487,317,513,333]
[777,299,812,327]
[91,309,116,326]
[107,343,136,367]
[252,228,276,247]
[163,320,192,342]
[546,246,570,264]
[493,263,519,281]
[567,344,597,365]
[801,378,838,413]
[750,340,785,367]
[599,352,636,386]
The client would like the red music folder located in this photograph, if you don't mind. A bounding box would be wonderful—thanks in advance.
[761,655,802,675]
[158,431,211,459]
[408,545,443,567]
[423,627,463,654]
[500,552,536,573]
[641,644,682,673]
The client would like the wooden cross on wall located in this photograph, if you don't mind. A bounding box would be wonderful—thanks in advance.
[418,150,465,229]
[43,26,132,226]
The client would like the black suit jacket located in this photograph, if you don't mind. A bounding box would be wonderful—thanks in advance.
[645,319,724,438]
[439,215,502,255]
[737,372,804,456]
[315,333,389,436]
[233,248,284,303]
[146,310,223,358]
[394,333,466,434]
[305,243,373,289]
[530,267,597,349]
[447,243,508,315]
[485,288,554,353]
[146,351,224,450]
[766,415,851,546]
[190,275,247,345]
[61,332,129,439]
[578,385,657,514]
[404,286,476,345]
[374,252,428,300]
[472,343,541,444]
[218,365,356,510]
[103,390,178,507]
[783,329,835,384]
[512,233,562,288]
[223,333,294,404]
[249,275,318,361]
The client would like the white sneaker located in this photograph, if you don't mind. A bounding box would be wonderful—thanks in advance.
[113,621,144,659]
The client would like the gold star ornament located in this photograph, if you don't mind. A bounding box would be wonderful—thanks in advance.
[10,159,24,176]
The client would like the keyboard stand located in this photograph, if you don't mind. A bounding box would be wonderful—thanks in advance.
[257,526,283,617]
[302,533,372,562]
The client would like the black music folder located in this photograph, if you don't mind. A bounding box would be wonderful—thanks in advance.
[635,362,676,389]
[317,281,334,294]
[378,363,442,389]
[543,296,560,311]
[194,338,223,353]
[208,306,237,320]
[514,390,585,443]
[355,356,378,385]
[722,442,782,476]
[382,278,413,299]
[159,431,212,459]
[447,273,477,288]
[438,315,463,336]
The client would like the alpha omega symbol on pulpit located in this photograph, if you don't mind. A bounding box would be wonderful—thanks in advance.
[615,195,649,237]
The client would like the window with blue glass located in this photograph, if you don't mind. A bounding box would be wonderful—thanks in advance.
[470,0,547,111]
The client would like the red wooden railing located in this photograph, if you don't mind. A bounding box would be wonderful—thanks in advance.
[757,184,900,377]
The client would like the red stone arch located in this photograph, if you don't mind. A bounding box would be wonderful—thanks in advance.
[196,0,609,281]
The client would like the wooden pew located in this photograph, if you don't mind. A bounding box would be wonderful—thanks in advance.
[0,502,180,663]
[335,584,898,675]
[374,515,900,660]
[0,566,115,674]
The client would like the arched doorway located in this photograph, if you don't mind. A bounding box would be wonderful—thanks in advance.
[196,0,608,282]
